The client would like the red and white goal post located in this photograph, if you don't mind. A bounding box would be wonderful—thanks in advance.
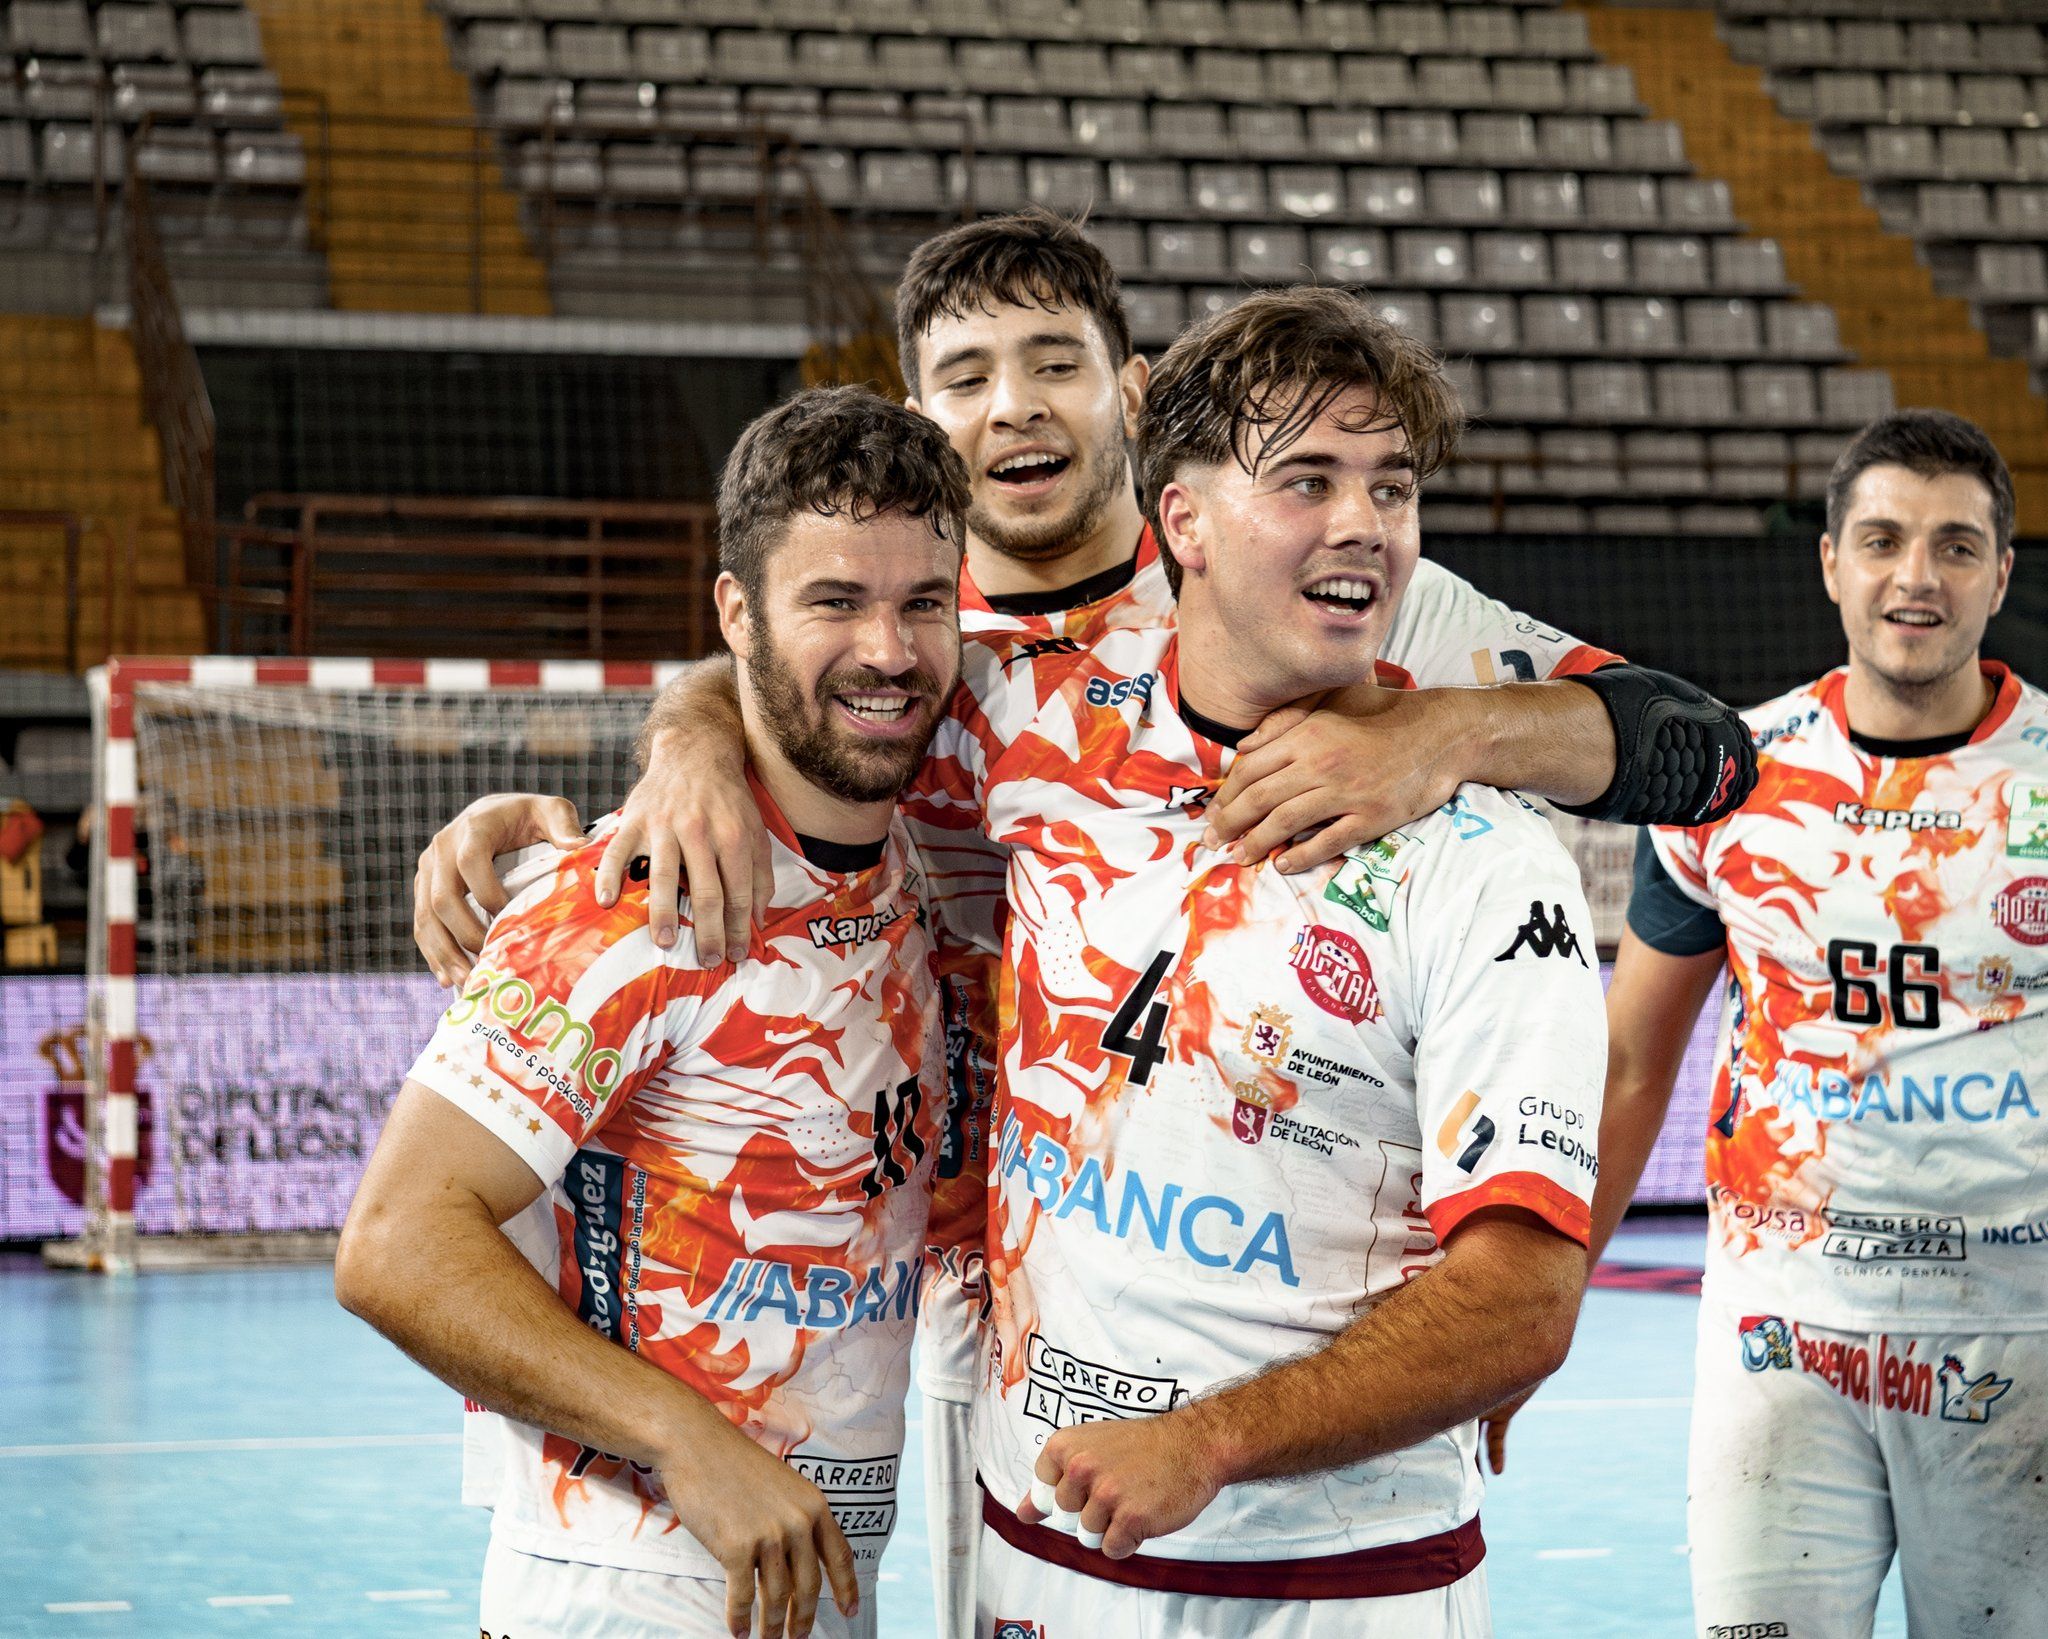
[71,655,678,1272]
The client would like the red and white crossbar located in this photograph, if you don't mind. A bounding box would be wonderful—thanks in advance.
[89,655,679,1268]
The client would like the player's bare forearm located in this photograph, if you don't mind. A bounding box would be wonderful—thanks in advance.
[336,1086,719,1469]
[1177,1209,1586,1486]
[608,654,771,963]
[1587,932,1726,1260]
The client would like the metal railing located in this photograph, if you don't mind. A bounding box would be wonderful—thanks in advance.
[219,492,720,660]
[0,510,133,671]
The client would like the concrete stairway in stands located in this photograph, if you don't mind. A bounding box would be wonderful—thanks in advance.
[245,0,551,315]
[0,315,207,668]
[1577,2,2048,530]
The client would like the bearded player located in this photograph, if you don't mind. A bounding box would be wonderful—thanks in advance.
[1593,409,2047,1639]
[337,388,967,1639]
[410,212,1755,1635]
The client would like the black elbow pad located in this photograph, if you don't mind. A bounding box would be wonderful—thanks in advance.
[1559,666,1757,827]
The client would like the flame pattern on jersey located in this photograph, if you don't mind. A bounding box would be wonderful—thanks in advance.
[953,623,1607,1562]
[908,535,1620,1401]
[407,794,944,1580]
[1650,664,2048,1331]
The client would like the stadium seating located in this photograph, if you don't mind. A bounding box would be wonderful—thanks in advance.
[423,0,1906,527]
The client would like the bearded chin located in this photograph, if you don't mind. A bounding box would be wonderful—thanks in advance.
[746,632,939,805]
[971,435,1131,563]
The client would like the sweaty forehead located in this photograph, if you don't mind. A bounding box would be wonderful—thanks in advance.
[1238,383,1410,469]
[917,298,1107,369]
[1843,463,1998,535]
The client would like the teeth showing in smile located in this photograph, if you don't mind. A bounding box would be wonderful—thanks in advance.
[1305,577,1376,611]
[840,694,912,722]
[991,452,1067,478]
[1887,611,1940,626]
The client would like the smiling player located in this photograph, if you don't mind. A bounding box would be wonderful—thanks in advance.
[1593,410,2048,1639]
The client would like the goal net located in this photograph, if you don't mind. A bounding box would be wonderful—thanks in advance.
[74,657,670,1270]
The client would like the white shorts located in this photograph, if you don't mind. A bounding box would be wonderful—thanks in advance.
[1689,1294,2048,1639]
[480,1536,878,1639]
[974,1521,1490,1639]
[923,1392,979,1639]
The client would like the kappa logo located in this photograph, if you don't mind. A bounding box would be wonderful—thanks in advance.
[1738,1315,1793,1372]
[1834,802,1962,831]
[806,908,902,949]
[1938,1354,2013,1423]
[1006,637,1081,668]
[1494,902,1587,966]
[1169,784,1216,812]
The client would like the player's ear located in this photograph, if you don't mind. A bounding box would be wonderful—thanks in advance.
[1118,352,1150,440]
[1159,478,1206,580]
[1817,534,1841,608]
[1990,544,2014,616]
[713,571,753,660]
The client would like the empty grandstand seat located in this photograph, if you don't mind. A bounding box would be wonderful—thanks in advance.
[1507,171,1583,226]
[1567,63,1638,114]
[1158,0,1228,46]
[1495,60,1567,113]
[1383,112,1460,166]
[466,21,549,77]
[1111,46,1187,99]
[1192,162,1265,216]
[1765,303,1841,358]
[1309,227,1385,283]
[1378,3,1448,56]
[113,63,197,122]
[816,90,903,147]
[1304,3,1375,52]
[1995,185,2048,237]
[1075,0,1148,43]
[1523,294,1600,353]
[874,36,949,82]
[1123,285,1186,342]
[39,122,122,184]
[1537,115,1611,169]
[200,67,283,124]
[1656,363,1738,425]
[1395,229,1469,286]
[1821,367,1896,426]
[1977,244,2048,299]
[1940,129,2013,183]
[1442,294,1518,353]
[860,150,941,208]
[1889,72,1957,124]
[13,2,93,57]
[1233,106,1306,157]
[1473,230,1550,286]
[604,142,688,198]
[1615,120,1687,172]
[952,152,1025,211]
[560,26,637,82]
[1452,6,1521,58]
[1416,60,1494,110]
[1340,56,1415,107]
[1151,104,1226,154]
[1713,238,1787,294]
[98,3,182,63]
[991,98,1067,151]
[1737,365,1817,426]
[1554,232,1632,289]
[1464,113,1539,168]
[1586,175,1665,230]
[24,62,100,121]
[1269,53,1338,105]
[1837,21,1908,70]
[1958,76,2029,126]
[1426,170,1503,224]
[576,80,660,131]
[1349,167,1422,222]
[184,7,264,66]
[633,28,710,81]
[1075,100,1150,152]
[1980,25,2048,72]
[1635,236,1711,291]
[1192,50,1267,103]
[1306,109,1378,159]
[1082,217,1144,272]
[1025,156,1097,211]
[1109,159,1186,213]
[1813,71,1886,125]
[1917,182,1991,234]
[1039,43,1111,97]
[1230,223,1306,279]
[1683,297,1763,357]
[135,124,215,185]
[1486,360,1568,419]
[1604,297,1682,354]
[1662,178,1735,230]
[958,41,1035,94]
[1375,292,1436,346]
[1272,164,1346,219]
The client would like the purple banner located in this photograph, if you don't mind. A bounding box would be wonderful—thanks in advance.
[0,962,1722,1242]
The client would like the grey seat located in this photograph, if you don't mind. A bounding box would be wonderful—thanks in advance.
[1383,112,1460,166]
[1108,160,1186,213]
[1537,115,1611,169]
[1714,238,1786,293]
[1496,61,1567,112]
[1738,366,1818,427]
[1122,286,1186,343]
[1415,60,1493,111]
[1024,157,1097,212]
[1524,10,1592,59]
[1683,297,1763,357]
[1907,22,1978,71]
[1939,130,2013,183]
[794,33,873,87]
[1888,73,1956,124]
[23,64,100,121]
[1306,109,1378,160]
[1994,186,2048,237]
[1451,7,1520,57]
[1507,171,1582,226]
[224,130,305,188]
[1565,63,1636,114]
[1655,363,1738,425]
[1232,106,1305,158]
[743,86,821,141]
[1151,104,1226,154]
[1553,233,1631,289]
[40,123,122,184]
[1486,361,1568,419]
[1158,0,1228,46]
[876,37,950,82]
[1917,182,1991,234]
[713,30,791,80]
[1585,175,1660,229]
[1303,3,1375,52]
[13,2,93,57]
[1111,47,1187,99]
[136,127,218,186]
[1980,25,2048,72]
[1192,50,1267,103]
[1227,0,1301,49]
[1765,304,1840,357]
[1427,170,1503,224]
[991,98,1068,151]
[1082,218,1144,274]
[578,80,660,131]
[113,64,197,123]
[1464,114,1538,167]
[1268,54,1338,105]
[1977,245,2048,299]
[1813,72,1886,124]
[467,22,551,76]
[1146,221,1228,277]
[662,84,740,129]
[1073,100,1148,152]
[1635,236,1711,291]
[1038,44,1110,97]
[604,142,688,198]
[634,28,710,81]
[1604,296,1682,353]
[958,41,1035,94]
[1662,178,1734,230]
[1394,230,1471,287]
[1473,231,1549,286]
[1003,0,1078,40]
[557,24,634,79]
[1230,223,1307,280]
[1193,162,1265,216]
[99,4,182,63]
[1273,164,1349,219]
[1822,368,1895,425]
[1348,167,1423,222]
[200,67,283,124]
[1340,57,1414,106]
[1959,76,2029,125]
[1837,21,1908,70]
[1524,295,1601,354]
[1309,228,1386,285]
[860,151,942,208]
[534,0,607,19]
[1075,0,1148,44]
[1442,295,1519,354]
[1376,292,1437,346]
[821,91,906,147]
[950,152,1025,210]
[184,8,265,66]
[1764,19,1833,67]
[1377,2,1448,55]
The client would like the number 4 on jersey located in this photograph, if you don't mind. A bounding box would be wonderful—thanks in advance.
[1102,949,1175,1085]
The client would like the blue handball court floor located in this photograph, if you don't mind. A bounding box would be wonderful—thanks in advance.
[1,1215,1906,1637]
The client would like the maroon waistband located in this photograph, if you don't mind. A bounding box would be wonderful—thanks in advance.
[979,1486,1485,1600]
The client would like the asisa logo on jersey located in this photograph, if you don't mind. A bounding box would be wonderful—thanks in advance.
[1937,1354,2013,1423]
[1287,926,1382,1023]
[2007,779,2048,860]
[1994,877,2048,947]
[1737,1314,1793,1372]
[1083,670,1155,709]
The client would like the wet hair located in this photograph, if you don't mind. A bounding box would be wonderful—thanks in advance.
[716,385,971,601]
[1136,287,1464,595]
[893,207,1132,396]
[1825,408,2015,552]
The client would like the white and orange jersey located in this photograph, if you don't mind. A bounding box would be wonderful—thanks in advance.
[909,536,1621,1402]
[407,789,944,1581]
[951,623,1606,1581]
[1646,662,2048,1332]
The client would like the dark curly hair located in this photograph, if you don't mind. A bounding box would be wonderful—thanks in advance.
[1137,287,1465,596]
[893,207,1132,396]
[1825,408,2015,553]
[717,385,972,601]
